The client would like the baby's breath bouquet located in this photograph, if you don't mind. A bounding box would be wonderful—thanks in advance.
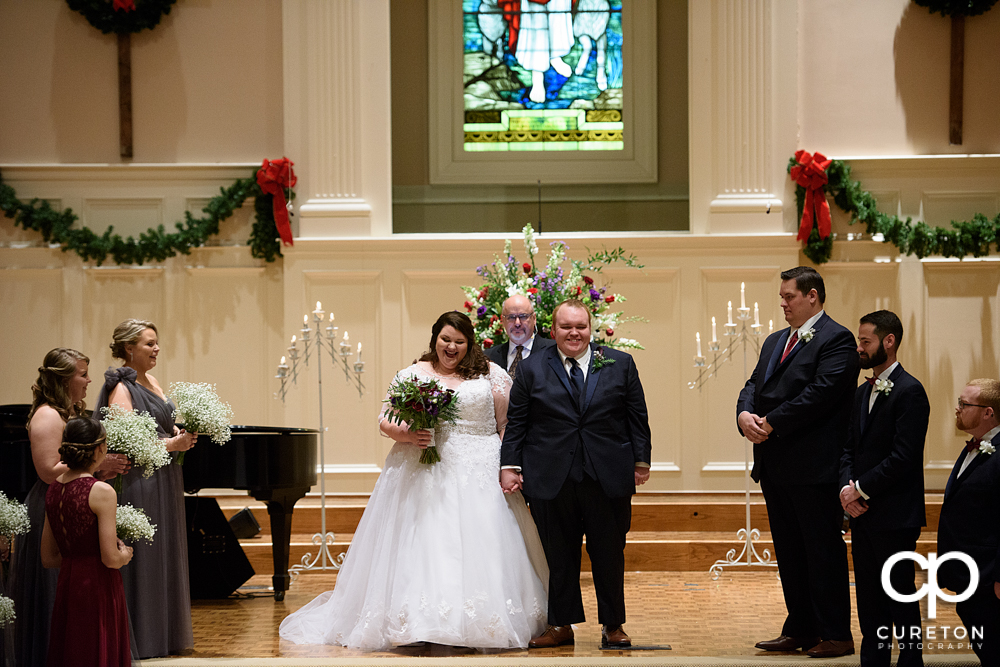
[383,376,461,464]
[462,223,645,350]
[0,594,13,626]
[100,404,171,492]
[0,492,30,541]
[116,504,157,545]
[168,382,234,464]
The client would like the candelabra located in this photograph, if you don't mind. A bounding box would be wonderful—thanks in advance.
[687,285,779,579]
[273,302,367,576]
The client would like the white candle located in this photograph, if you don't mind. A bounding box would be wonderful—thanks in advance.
[343,331,349,342]
[711,317,718,342]
[313,301,323,313]
[356,342,362,361]
[741,282,746,309]
[290,335,297,347]
[329,312,334,322]
[754,302,760,326]
[696,332,703,358]
[769,319,773,334]
[727,301,734,325]
[303,315,308,324]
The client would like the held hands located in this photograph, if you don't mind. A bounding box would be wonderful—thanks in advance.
[738,411,770,443]
[117,538,134,565]
[500,468,523,494]
[410,429,432,449]
[95,453,131,481]
[166,429,198,452]
[634,466,650,486]
[840,481,868,517]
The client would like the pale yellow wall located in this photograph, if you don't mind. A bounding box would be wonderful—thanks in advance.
[0,0,284,163]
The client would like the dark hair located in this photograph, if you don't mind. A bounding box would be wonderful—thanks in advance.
[27,348,90,424]
[419,312,490,380]
[780,266,826,304]
[59,417,106,471]
[552,298,592,325]
[860,310,903,348]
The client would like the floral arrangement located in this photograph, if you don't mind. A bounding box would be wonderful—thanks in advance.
[461,224,644,350]
[116,504,157,545]
[382,377,461,464]
[169,382,234,464]
[592,347,617,370]
[0,594,13,626]
[874,378,894,395]
[100,404,171,489]
[0,491,30,539]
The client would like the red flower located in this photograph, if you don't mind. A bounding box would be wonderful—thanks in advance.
[522,262,532,273]
[479,288,488,299]
[606,328,614,336]
[464,301,473,311]
[527,288,538,294]
[582,276,594,285]
[490,315,498,323]
[483,338,494,349]
[113,0,135,11]
[574,286,582,296]
[605,295,615,303]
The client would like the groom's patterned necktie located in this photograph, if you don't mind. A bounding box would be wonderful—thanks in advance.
[508,345,524,379]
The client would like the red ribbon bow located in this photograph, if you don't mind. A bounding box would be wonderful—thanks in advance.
[790,150,832,242]
[256,158,297,247]
[966,438,981,453]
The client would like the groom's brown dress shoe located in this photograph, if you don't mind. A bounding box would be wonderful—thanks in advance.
[755,635,821,651]
[806,639,855,658]
[601,625,631,648]
[528,625,574,648]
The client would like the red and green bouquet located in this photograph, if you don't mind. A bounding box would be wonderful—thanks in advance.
[382,376,461,464]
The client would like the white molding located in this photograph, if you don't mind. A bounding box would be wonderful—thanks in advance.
[650,462,681,473]
[320,464,383,475]
[427,0,658,185]
[701,462,751,472]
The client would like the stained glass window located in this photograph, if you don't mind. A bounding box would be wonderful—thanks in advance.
[463,0,624,152]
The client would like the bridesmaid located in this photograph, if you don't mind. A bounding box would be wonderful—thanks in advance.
[41,417,133,667]
[94,319,195,658]
[9,349,127,667]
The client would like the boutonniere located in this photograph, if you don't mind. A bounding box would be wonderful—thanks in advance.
[980,441,996,456]
[799,327,816,343]
[874,378,894,395]
[592,348,616,370]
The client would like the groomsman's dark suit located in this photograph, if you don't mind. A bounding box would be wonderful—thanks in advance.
[502,342,652,629]
[840,364,928,667]
[737,312,859,645]
[937,429,1000,666]
[485,336,555,375]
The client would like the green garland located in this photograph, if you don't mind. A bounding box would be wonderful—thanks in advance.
[788,156,1000,265]
[0,169,285,265]
[66,0,177,34]
[913,0,998,17]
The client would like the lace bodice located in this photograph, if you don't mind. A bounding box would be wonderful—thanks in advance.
[45,477,101,560]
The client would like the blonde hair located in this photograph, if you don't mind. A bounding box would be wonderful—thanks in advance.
[968,378,1000,414]
[110,319,158,361]
[552,298,593,326]
[27,348,89,423]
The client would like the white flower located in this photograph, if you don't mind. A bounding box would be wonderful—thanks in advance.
[874,378,894,395]
[169,382,234,446]
[0,492,30,538]
[116,503,157,544]
[980,442,996,456]
[101,404,171,478]
[522,223,538,258]
[799,327,816,343]
[0,595,14,627]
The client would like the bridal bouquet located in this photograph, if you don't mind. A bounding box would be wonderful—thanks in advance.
[0,594,13,626]
[169,382,234,464]
[100,404,171,491]
[382,376,460,464]
[0,491,30,540]
[116,504,157,545]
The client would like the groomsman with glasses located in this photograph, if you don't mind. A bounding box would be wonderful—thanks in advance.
[839,310,928,667]
[485,294,555,379]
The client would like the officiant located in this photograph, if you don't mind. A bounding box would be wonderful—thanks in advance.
[485,294,555,380]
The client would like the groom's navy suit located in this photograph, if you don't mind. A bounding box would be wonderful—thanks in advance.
[502,343,651,626]
[937,430,1000,665]
[839,364,928,667]
[737,312,858,642]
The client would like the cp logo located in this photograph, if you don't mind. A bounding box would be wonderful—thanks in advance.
[882,551,979,618]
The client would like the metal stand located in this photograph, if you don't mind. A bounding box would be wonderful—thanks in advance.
[274,307,366,576]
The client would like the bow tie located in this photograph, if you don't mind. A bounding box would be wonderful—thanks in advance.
[866,377,876,386]
[966,438,982,453]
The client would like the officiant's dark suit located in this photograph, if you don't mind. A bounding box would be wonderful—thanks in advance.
[485,336,555,374]
[736,267,858,657]
[501,300,651,646]
[936,379,1000,666]
[839,312,928,667]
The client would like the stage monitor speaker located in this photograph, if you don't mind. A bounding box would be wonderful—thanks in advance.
[228,506,261,539]
[185,496,255,599]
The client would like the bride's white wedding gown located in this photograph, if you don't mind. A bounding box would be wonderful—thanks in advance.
[278,362,548,650]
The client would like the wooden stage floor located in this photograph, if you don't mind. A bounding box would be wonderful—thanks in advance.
[175,570,977,662]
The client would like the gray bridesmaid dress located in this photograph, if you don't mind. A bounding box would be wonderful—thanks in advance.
[95,367,193,658]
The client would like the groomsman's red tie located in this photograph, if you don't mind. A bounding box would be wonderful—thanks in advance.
[779,331,798,363]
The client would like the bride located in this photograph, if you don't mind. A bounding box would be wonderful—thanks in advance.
[279,311,548,650]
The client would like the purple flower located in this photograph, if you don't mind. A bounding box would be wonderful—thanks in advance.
[477,305,487,318]
[589,289,600,301]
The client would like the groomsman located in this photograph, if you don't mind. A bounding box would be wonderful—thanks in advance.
[839,310,928,667]
[737,266,858,658]
[485,294,555,379]
[937,379,1000,666]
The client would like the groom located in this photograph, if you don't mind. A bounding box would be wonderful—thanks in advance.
[501,299,652,648]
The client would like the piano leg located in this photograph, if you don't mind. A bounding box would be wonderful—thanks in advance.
[255,487,308,601]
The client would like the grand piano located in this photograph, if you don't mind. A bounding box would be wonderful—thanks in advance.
[0,405,317,601]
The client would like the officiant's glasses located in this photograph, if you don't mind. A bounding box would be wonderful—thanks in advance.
[505,313,533,323]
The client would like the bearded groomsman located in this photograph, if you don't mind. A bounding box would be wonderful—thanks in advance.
[839,310,928,667]
[737,266,859,658]
[937,379,1000,666]
[485,294,555,379]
